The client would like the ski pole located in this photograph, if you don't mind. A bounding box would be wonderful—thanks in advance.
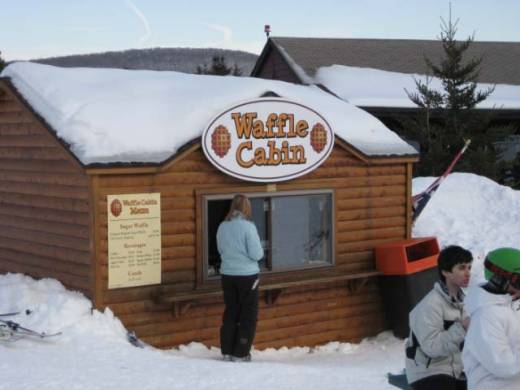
[0,309,33,317]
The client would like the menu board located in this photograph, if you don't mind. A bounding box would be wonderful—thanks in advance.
[107,193,161,289]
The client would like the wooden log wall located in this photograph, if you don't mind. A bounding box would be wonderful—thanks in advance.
[95,144,410,349]
[0,83,92,297]
[254,44,301,83]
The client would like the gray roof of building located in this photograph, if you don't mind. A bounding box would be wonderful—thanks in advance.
[268,37,520,85]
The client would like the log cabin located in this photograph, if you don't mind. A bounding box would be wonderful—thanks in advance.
[0,62,418,349]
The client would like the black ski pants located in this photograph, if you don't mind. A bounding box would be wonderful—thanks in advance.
[411,374,466,390]
[220,274,259,358]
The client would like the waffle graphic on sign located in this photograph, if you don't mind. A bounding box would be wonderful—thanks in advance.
[110,199,122,217]
[310,123,327,153]
[211,125,231,158]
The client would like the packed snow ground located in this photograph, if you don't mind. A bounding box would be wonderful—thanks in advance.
[1,173,519,390]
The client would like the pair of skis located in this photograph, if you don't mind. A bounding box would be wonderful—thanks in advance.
[1,311,144,347]
[0,310,62,341]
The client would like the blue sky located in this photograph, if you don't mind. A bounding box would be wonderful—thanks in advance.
[2,0,520,61]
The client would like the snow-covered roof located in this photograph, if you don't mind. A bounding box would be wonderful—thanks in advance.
[0,62,417,166]
[315,65,520,109]
[262,37,520,86]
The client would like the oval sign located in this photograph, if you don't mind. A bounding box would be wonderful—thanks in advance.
[202,98,334,183]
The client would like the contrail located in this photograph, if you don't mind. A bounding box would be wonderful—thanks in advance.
[207,24,233,47]
[126,0,151,45]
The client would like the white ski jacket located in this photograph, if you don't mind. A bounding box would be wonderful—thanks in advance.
[462,284,520,390]
[405,282,467,385]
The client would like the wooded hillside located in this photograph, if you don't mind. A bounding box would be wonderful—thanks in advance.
[33,47,258,75]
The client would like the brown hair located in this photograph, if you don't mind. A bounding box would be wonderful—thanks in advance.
[225,194,252,221]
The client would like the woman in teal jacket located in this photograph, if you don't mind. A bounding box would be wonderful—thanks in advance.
[217,194,264,362]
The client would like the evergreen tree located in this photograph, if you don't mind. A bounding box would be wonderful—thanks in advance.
[196,55,242,76]
[504,152,520,189]
[512,153,520,189]
[401,14,512,179]
[0,51,5,71]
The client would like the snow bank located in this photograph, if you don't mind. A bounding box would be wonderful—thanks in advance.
[0,273,126,341]
[412,173,520,284]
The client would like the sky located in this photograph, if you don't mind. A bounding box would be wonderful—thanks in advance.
[1,172,519,389]
[1,0,520,62]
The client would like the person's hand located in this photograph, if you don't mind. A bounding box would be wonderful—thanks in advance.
[509,286,520,301]
[511,291,520,301]
[461,316,470,330]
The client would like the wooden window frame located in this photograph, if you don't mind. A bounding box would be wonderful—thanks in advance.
[195,185,336,289]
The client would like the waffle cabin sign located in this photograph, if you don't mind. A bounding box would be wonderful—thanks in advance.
[202,99,334,182]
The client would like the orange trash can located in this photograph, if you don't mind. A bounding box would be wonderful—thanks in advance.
[375,237,440,338]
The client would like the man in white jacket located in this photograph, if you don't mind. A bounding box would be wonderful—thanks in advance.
[405,245,473,389]
[462,247,520,390]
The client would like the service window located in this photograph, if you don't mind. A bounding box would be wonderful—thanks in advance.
[203,190,333,280]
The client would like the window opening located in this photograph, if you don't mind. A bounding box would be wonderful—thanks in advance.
[204,190,333,279]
